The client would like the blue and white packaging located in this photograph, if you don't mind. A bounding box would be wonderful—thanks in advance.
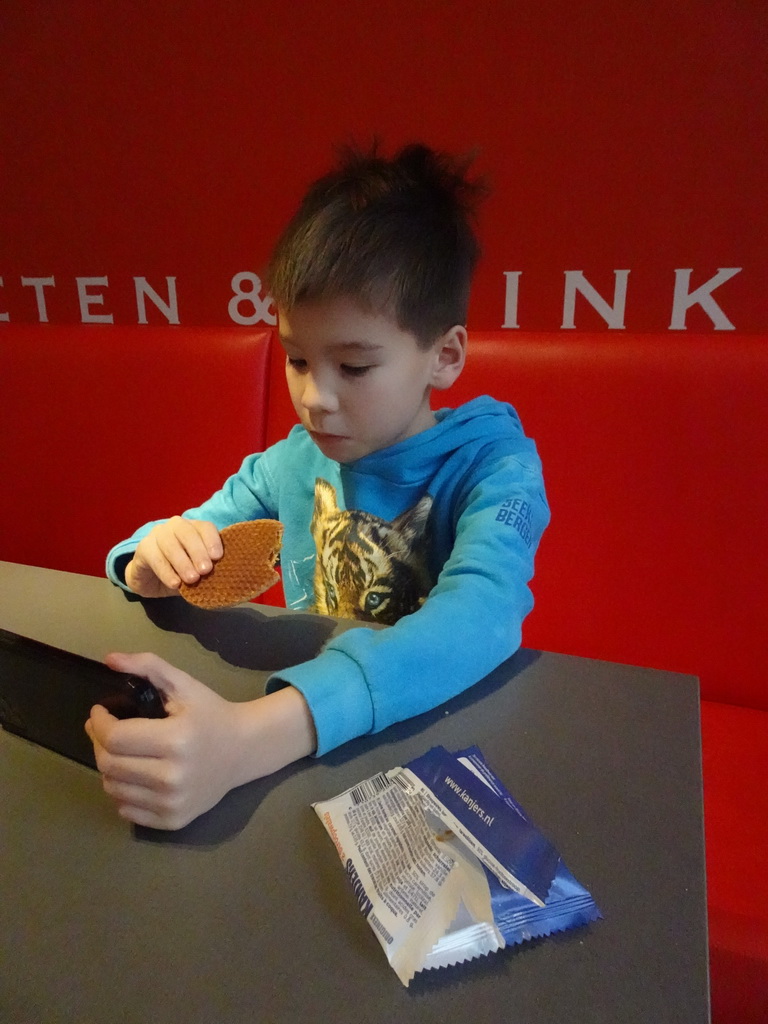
[313,745,601,985]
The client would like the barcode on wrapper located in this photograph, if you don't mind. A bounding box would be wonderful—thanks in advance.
[349,773,390,805]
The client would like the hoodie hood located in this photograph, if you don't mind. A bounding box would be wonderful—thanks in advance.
[344,396,527,486]
[333,395,540,520]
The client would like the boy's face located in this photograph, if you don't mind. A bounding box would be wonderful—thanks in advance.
[279,298,449,463]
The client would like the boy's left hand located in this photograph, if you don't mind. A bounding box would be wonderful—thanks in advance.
[86,652,317,830]
[86,652,249,830]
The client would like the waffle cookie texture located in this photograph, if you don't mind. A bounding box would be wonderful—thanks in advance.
[178,520,283,609]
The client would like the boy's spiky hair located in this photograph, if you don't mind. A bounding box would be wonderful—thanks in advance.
[266,141,488,346]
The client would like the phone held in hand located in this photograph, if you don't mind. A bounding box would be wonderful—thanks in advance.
[0,627,167,769]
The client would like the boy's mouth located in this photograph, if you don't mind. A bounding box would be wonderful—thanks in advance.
[308,428,348,442]
[308,429,357,458]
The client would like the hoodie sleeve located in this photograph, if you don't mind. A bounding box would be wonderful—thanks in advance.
[105,447,283,589]
[266,446,550,754]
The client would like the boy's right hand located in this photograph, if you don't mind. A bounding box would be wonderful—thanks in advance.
[125,517,224,598]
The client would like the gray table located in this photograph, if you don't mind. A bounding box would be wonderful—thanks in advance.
[0,561,709,1023]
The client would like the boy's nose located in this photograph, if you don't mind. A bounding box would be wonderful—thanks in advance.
[300,373,338,414]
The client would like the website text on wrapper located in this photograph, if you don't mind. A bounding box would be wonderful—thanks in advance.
[443,775,495,827]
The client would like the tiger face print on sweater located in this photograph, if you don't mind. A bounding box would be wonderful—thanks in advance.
[310,478,434,625]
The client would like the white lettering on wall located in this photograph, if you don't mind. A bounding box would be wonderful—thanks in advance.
[21,276,56,323]
[0,268,750,329]
[669,268,741,330]
[134,276,179,324]
[562,270,630,329]
[76,276,114,324]
[228,272,276,326]
[502,271,521,328]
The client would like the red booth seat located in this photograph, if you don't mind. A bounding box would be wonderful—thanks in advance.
[452,334,768,713]
[0,325,273,578]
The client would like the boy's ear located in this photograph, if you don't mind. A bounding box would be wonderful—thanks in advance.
[430,325,467,391]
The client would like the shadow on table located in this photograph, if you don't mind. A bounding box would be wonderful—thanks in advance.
[137,594,338,671]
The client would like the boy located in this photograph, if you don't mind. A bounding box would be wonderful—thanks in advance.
[90,143,549,830]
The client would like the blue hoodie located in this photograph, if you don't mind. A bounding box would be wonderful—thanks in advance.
[106,396,549,754]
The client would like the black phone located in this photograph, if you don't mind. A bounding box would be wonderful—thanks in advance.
[0,627,167,769]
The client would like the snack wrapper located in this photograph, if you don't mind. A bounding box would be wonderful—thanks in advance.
[313,745,601,985]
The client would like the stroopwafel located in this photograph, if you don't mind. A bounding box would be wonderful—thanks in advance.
[178,519,283,609]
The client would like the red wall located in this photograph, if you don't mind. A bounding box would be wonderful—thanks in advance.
[1,1,765,333]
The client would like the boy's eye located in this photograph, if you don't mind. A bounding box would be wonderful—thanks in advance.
[341,364,373,378]
[286,356,308,372]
